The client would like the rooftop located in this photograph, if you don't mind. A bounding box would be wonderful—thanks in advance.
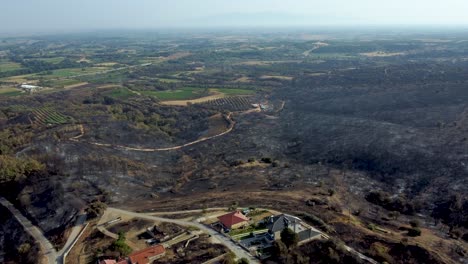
[129,244,165,264]
[218,211,250,228]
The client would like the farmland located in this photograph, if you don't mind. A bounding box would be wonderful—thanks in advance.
[0,87,23,97]
[139,87,209,100]
[105,87,138,99]
[0,60,22,72]
[31,107,73,125]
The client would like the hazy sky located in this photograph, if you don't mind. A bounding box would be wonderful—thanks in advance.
[2,0,468,33]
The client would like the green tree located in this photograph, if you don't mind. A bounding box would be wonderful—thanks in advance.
[280,228,299,248]
[237,258,249,264]
[85,200,107,219]
[271,240,289,260]
[112,232,132,256]
[222,252,236,264]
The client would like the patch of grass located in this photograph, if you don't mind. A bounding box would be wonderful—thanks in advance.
[106,87,137,99]
[156,78,183,83]
[39,67,108,78]
[214,88,255,95]
[0,88,23,97]
[36,57,65,64]
[140,87,207,100]
[45,79,82,88]
[0,60,22,72]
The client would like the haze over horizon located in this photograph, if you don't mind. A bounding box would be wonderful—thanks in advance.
[2,0,468,34]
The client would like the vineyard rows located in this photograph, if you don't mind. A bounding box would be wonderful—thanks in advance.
[32,107,72,125]
[201,96,253,111]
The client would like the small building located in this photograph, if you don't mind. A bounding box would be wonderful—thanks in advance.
[217,211,250,230]
[264,214,321,243]
[128,245,166,264]
[99,260,127,264]
[99,260,117,264]
[20,84,41,93]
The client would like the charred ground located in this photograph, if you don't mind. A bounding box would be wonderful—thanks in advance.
[0,30,468,263]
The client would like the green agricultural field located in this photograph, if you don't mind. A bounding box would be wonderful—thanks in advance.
[156,78,183,83]
[38,67,109,78]
[139,87,207,100]
[214,88,255,95]
[0,87,23,97]
[0,60,22,72]
[46,79,82,88]
[106,87,137,99]
[37,57,65,64]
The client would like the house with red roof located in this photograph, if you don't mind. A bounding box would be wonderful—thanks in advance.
[217,211,250,229]
[99,260,128,264]
[128,244,166,264]
[99,260,117,264]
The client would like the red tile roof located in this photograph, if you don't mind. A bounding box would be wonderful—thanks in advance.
[129,245,165,264]
[100,260,117,264]
[218,211,249,228]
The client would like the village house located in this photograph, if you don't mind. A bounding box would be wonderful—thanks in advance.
[128,244,166,264]
[264,214,322,243]
[217,211,250,230]
[99,259,127,264]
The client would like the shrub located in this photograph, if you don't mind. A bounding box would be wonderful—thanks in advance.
[280,228,299,248]
[407,227,422,237]
[409,219,421,228]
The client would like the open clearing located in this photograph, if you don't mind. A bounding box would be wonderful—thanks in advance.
[159,88,254,106]
[106,87,138,99]
[41,67,109,78]
[0,60,22,72]
[360,51,405,57]
[160,93,225,106]
[234,60,301,66]
[0,87,23,97]
[156,77,183,83]
[140,87,207,100]
[260,75,294,81]
[35,57,65,64]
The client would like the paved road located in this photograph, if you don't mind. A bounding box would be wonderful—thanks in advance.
[345,245,379,264]
[106,207,259,263]
[0,197,57,264]
[0,197,88,264]
[57,214,87,263]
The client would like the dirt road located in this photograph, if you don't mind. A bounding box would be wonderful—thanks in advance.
[103,207,259,263]
[106,207,378,264]
[70,113,235,152]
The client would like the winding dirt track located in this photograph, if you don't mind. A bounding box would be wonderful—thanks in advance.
[70,113,235,152]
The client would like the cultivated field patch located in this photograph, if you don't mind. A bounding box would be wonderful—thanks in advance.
[32,107,74,125]
[0,60,22,72]
[0,87,23,97]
